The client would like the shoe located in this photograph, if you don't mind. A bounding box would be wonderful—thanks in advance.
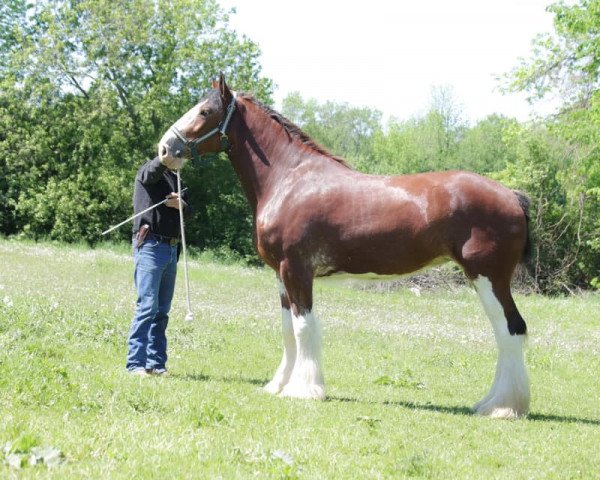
[150,368,169,376]
[129,367,150,377]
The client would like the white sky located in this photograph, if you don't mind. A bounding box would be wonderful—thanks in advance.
[217,0,559,124]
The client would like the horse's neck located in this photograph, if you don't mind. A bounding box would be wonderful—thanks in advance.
[228,100,311,211]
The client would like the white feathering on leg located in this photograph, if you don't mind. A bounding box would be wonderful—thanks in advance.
[473,275,530,418]
[264,307,296,394]
[280,310,325,400]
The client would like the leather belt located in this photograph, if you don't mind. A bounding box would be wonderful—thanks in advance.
[150,233,180,246]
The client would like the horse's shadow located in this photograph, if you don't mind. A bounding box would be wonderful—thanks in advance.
[526,412,600,426]
[170,372,267,386]
[329,395,600,426]
[169,373,600,426]
[328,395,473,416]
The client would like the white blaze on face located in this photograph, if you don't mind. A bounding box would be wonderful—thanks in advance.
[172,103,202,132]
[157,103,203,157]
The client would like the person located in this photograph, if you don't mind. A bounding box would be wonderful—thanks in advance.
[126,155,192,376]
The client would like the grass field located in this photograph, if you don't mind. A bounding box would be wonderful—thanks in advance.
[1,239,599,479]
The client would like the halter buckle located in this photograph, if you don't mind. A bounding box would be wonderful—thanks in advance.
[219,134,230,152]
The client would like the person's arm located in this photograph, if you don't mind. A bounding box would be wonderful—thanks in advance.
[136,157,167,185]
[165,192,194,218]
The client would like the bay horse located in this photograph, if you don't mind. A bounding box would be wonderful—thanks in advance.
[158,74,532,419]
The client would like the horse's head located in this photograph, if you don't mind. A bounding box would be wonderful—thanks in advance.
[158,73,236,165]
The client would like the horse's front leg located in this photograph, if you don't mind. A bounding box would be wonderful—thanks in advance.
[278,259,325,400]
[263,277,297,394]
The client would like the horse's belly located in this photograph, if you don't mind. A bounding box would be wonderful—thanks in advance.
[314,255,451,279]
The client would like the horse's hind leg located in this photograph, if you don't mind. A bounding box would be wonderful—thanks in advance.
[473,274,530,418]
[264,277,297,394]
[278,259,325,400]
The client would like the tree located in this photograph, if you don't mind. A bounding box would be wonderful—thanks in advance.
[505,0,600,290]
[0,0,27,76]
[368,87,467,175]
[505,0,599,109]
[428,85,467,159]
[0,0,273,247]
[281,92,382,165]
[505,0,600,288]
[493,125,582,293]
[457,114,519,173]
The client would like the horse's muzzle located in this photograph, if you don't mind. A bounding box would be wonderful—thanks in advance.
[158,132,188,163]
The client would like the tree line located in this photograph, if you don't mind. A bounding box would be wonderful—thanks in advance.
[1,0,598,294]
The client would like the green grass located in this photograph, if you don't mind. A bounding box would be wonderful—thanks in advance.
[0,239,599,478]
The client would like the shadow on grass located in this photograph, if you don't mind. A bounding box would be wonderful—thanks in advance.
[328,395,472,416]
[170,372,267,386]
[329,396,600,426]
[169,374,600,426]
[170,373,211,382]
[527,412,600,426]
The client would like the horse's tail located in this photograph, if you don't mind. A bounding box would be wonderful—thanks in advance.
[513,190,533,269]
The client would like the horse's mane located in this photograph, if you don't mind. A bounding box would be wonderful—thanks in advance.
[238,93,351,169]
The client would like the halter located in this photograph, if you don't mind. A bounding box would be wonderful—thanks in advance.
[170,93,237,164]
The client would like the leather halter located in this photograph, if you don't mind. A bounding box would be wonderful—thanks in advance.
[170,93,237,163]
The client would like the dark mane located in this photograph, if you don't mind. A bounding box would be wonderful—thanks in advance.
[238,93,351,169]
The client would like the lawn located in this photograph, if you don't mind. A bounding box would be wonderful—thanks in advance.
[0,239,599,478]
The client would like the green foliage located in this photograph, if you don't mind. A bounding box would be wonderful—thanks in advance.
[503,0,600,291]
[456,114,519,173]
[184,156,256,261]
[0,0,272,246]
[550,91,600,290]
[493,125,588,293]
[0,0,27,76]
[359,86,469,174]
[281,91,382,164]
[504,0,600,107]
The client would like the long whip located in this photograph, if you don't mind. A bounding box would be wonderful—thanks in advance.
[101,188,187,236]
[177,170,194,322]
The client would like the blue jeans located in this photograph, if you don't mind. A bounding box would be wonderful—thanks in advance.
[127,238,178,371]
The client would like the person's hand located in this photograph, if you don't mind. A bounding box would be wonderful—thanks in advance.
[160,156,185,171]
[165,193,186,210]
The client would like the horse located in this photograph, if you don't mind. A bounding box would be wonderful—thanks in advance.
[158,74,532,419]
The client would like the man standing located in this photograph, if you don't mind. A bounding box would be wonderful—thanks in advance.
[127,155,192,376]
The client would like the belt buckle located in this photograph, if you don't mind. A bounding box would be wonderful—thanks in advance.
[169,238,179,246]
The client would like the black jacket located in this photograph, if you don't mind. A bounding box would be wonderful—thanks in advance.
[132,157,193,238]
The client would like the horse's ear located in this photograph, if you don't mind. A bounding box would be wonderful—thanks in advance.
[211,78,218,89]
[219,72,232,101]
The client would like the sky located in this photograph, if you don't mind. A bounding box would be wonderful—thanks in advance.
[216,0,559,124]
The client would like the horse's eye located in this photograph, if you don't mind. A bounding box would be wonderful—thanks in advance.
[199,109,209,117]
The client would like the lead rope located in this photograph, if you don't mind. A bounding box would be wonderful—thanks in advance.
[177,169,194,321]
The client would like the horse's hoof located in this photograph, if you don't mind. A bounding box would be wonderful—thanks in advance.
[280,382,325,400]
[473,400,528,419]
[263,380,284,395]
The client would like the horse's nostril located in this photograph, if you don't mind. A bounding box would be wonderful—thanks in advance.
[160,145,168,158]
